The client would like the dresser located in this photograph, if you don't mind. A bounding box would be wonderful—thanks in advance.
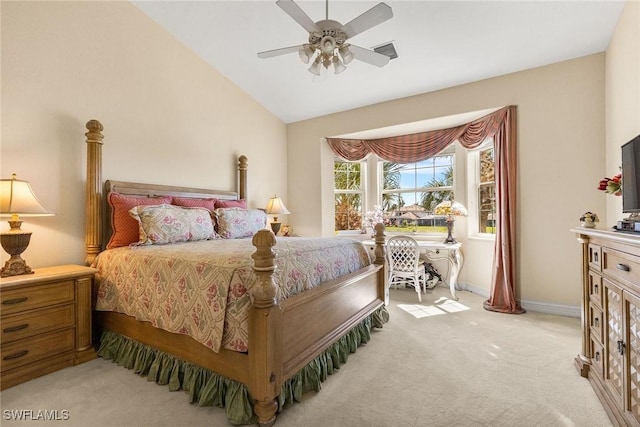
[573,228,640,426]
[0,265,97,389]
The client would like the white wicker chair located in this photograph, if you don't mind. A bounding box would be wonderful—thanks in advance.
[386,235,427,302]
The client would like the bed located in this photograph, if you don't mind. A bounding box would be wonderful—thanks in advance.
[83,120,387,426]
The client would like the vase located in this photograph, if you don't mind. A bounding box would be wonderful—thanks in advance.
[581,220,596,229]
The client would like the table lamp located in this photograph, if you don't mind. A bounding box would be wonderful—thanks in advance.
[0,174,54,277]
[265,195,290,235]
[434,200,467,244]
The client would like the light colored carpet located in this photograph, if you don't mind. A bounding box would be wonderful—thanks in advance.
[1,286,612,427]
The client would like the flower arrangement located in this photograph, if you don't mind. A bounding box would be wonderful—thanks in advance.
[363,205,384,232]
[598,173,622,196]
[580,212,599,223]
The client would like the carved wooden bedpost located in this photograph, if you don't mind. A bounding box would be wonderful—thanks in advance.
[250,229,282,427]
[85,120,104,266]
[238,155,248,201]
[373,223,387,304]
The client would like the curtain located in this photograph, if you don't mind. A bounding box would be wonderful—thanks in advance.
[326,106,524,314]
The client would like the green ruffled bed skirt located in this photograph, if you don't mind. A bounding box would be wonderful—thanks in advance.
[97,306,389,425]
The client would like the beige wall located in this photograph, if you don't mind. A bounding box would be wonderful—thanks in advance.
[287,54,607,309]
[606,0,640,223]
[1,2,287,268]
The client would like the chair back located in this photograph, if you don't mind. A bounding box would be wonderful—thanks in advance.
[386,235,421,273]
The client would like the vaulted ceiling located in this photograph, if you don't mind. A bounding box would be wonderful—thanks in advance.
[134,1,625,124]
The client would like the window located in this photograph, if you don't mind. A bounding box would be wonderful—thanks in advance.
[333,146,456,234]
[334,160,364,231]
[478,145,496,234]
[467,140,496,236]
[381,151,454,233]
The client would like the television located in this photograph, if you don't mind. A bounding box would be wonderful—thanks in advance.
[622,134,640,214]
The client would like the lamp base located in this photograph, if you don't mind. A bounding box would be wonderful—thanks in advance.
[443,220,457,244]
[1,255,34,277]
[1,231,34,278]
[270,222,281,236]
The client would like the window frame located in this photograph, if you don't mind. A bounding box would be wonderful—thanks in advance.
[333,159,367,233]
[467,139,496,239]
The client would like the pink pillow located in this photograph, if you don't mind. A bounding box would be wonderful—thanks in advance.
[215,199,247,209]
[107,193,172,249]
[172,197,217,212]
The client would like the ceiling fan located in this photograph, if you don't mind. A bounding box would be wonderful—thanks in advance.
[257,0,393,75]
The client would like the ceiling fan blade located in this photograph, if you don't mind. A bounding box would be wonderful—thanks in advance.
[276,0,321,34]
[349,45,390,67]
[341,2,393,39]
[257,45,303,59]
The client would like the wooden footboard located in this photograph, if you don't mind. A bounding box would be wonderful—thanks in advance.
[84,120,386,426]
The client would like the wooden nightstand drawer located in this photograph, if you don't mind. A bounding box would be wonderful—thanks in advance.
[2,303,75,343]
[1,281,74,315]
[1,328,75,372]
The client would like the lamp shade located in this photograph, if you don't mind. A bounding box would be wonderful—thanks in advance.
[265,196,290,216]
[0,174,53,217]
[433,200,468,217]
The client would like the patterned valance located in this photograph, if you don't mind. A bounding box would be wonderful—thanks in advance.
[326,107,509,162]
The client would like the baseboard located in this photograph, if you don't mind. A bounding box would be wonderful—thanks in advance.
[458,283,580,318]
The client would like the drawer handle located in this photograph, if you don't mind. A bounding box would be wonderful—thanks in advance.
[594,351,600,362]
[593,317,599,328]
[3,350,28,361]
[616,263,631,272]
[618,340,626,356]
[2,297,28,305]
[3,323,29,333]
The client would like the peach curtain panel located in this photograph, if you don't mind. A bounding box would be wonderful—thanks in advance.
[326,106,524,314]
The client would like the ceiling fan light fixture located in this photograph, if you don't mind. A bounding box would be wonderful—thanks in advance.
[308,57,322,76]
[320,35,336,54]
[298,45,315,64]
[339,46,354,65]
[333,56,346,74]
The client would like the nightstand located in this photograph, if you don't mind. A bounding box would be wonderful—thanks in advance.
[0,265,97,390]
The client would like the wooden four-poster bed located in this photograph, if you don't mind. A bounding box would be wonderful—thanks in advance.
[83,120,387,426]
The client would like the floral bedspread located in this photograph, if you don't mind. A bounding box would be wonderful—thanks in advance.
[93,237,371,353]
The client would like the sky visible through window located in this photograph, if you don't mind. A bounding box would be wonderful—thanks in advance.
[389,156,453,207]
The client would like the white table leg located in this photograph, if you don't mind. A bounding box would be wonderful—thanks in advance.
[424,247,463,301]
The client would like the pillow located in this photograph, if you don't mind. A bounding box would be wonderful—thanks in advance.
[215,199,247,209]
[107,193,172,249]
[214,208,267,239]
[172,197,217,212]
[129,204,217,245]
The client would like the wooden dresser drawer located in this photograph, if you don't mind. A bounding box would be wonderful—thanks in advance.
[1,304,75,343]
[603,248,640,287]
[588,271,602,306]
[589,302,604,344]
[590,335,604,378]
[589,243,602,271]
[1,281,74,315]
[1,328,75,372]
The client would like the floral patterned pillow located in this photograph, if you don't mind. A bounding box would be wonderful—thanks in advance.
[214,208,267,239]
[129,204,217,245]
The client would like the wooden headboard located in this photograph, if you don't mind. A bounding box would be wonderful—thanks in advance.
[84,120,248,266]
